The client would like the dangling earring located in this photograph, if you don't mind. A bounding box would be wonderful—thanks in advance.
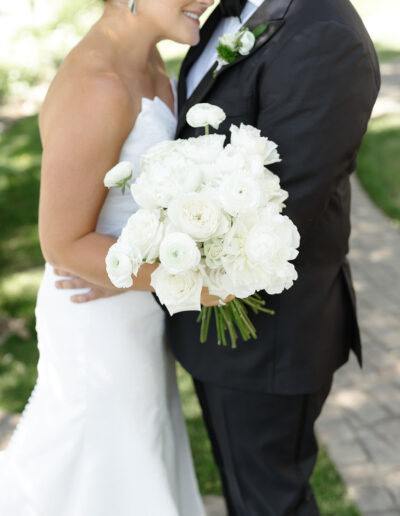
[130,0,136,13]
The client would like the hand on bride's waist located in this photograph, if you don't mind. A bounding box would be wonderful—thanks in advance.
[53,263,157,304]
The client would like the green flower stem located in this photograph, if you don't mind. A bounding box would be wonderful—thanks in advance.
[200,306,212,342]
[205,125,210,135]
[234,300,258,339]
[198,295,275,347]
[204,306,212,340]
[213,306,222,345]
[228,301,250,340]
[220,306,238,349]
[197,307,204,324]
[220,315,228,347]
[242,295,275,315]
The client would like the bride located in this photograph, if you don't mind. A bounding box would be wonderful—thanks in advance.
[0,0,214,514]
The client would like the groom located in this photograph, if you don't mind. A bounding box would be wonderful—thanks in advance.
[166,0,379,514]
[57,0,380,513]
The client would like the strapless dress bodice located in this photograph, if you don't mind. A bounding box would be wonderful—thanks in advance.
[96,88,177,237]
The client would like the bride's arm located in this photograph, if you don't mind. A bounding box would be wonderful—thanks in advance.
[39,73,156,292]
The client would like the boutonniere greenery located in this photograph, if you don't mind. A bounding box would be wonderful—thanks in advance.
[213,24,268,77]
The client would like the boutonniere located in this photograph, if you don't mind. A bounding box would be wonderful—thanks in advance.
[213,24,268,77]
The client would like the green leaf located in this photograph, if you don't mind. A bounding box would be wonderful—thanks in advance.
[252,23,268,39]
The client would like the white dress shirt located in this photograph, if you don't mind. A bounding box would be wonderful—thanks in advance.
[186,0,265,98]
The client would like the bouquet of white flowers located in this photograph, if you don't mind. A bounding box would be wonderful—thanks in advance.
[104,103,300,348]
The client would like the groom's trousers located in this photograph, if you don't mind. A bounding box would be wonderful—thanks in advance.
[194,376,333,516]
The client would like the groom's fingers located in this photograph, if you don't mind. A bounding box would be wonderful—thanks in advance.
[53,267,73,277]
[55,277,90,290]
[70,287,120,303]
[70,289,100,303]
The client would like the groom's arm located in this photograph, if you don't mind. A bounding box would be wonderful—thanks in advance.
[256,20,380,239]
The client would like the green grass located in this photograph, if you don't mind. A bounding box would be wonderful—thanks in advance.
[374,43,400,62]
[0,92,359,516]
[0,115,44,276]
[357,114,400,224]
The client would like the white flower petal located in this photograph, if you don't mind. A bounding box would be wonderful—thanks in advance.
[186,103,226,130]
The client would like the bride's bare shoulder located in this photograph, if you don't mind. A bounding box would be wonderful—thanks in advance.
[39,44,134,143]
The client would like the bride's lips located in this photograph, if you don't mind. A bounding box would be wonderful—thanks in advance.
[183,11,201,26]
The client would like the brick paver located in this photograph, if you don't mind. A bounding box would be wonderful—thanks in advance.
[317,176,400,514]
[373,58,400,117]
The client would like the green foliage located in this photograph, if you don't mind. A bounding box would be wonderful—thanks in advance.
[374,43,400,62]
[0,115,44,277]
[357,114,400,224]
[252,23,268,39]
[216,45,238,64]
[0,68,10,105]
[1,0,101,105]
[312,446,360,515]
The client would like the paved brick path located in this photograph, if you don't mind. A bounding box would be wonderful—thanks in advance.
[373,58,400,117]
[317,176,400,515]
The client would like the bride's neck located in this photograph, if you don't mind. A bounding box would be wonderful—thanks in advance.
[93,4,161,74]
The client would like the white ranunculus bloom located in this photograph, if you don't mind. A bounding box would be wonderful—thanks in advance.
[214,211,231,237]
[261,171,289,212]
[218,32,237,51]
[238,30,256,55]
[264,145,282,166]
[139,140,179,173]
[133,138,202,209]
[186,103,226,130]
[204,238,224,269]
[151,266,203,315]
[263,262,298,295]
[230,124,282,165]
[245,208,300,266]
[168,192,223,241]
[132,154,201,209]
[200,145,242,187]
[221,210,299,297]
[219,170,263,216]
[159,232,201,274]
[179,134,226,165]
[104,161,133,188]
[200,265,233,299]
[221,215,262,297]
[119,209,164,262]
[220,208,300,296]
[105,242,139,289]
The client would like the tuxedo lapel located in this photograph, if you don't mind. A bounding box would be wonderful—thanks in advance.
[176,0,294,136]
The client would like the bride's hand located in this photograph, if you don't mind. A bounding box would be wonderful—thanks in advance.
[54,268,121,303]
[201,287,234,307]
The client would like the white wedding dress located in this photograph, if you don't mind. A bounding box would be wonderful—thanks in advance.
[0,84,206,516]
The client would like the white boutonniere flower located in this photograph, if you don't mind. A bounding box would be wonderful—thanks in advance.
[214,24,268,77]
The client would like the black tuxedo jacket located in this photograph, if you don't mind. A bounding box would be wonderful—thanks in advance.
[165,0,380,394]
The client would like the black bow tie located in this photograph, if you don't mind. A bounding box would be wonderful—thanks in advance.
[219,0,248,18]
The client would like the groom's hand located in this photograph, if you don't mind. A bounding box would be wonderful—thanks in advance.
[54,268,121,303]
[201,287,234,307]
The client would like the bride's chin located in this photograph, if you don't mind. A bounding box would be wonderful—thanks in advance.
[169,28,200,46]
[186,35,200,46]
